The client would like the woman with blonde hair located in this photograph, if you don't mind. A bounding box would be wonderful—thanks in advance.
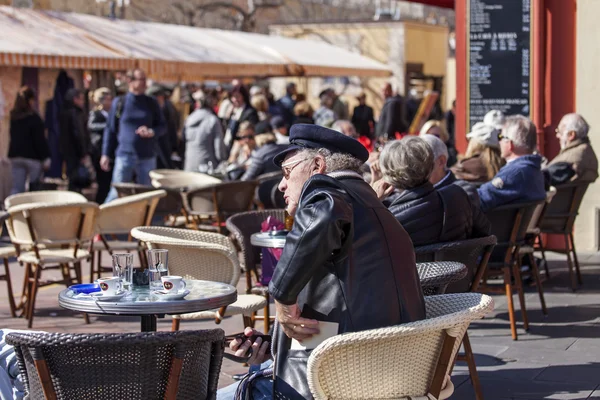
[452,121,505,183]
[419,119,457,166]
[88,87,113,203]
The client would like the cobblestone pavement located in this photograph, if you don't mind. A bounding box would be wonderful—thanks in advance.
[1,251,600,399]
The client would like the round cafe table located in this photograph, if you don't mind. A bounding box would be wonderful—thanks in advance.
[59,280,237,332]
[250,232,287,249]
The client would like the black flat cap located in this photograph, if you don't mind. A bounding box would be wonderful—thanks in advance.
[273,123,369,167]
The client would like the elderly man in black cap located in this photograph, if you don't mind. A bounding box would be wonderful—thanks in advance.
[221,124,425,400]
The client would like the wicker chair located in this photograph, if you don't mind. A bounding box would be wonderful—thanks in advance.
[91,190,167,281]
[415,235,497,400]
[181,181,258,234]
[130,227,267,332]
[225,209,287,333]
[4,190,86,209]
[255,172,284,210]
[307,293,495,400]
[417,261,467,296]
[6,329,225,400]
[6,202,99,327]
[112,182,184,226]
[482,201,544,340]
[537,181,590,290]
[151,173,222,190]
[0,211,17,317]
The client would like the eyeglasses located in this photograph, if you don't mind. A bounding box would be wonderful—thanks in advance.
[498,132,510,141]
[281,157,311,180]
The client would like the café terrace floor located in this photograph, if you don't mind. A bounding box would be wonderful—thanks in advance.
[1,251,600,400]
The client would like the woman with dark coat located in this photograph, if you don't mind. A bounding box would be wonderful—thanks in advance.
[8,86,51,194]
[372,136,475,246]
[88,87,113,203]
[59,88,91,191]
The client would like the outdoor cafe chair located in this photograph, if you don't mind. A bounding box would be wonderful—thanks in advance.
[0,211,17,317]
[417,261,468,296]
[130,226,267,332]
[226,209,287,333]
[151,172,222,191]
[90,190,167,281]
[255,171,285,210]
[536,181,590,290]
[6,329,225,400]
[6,201,99,327]
[482,200,545,341]
[181,181,258,234]
[306,293,494,400]
[415,235,497,400]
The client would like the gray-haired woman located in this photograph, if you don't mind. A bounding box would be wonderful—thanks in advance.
[372,136,475,246]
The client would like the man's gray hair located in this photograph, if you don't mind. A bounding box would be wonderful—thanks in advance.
[379,137,434,190]
[503,115,537,153]
[560,113,590,139]
[295,148,364,174]
[420,133,448,161]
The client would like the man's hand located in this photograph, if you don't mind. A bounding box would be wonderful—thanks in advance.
[275,301,319,341]
[100,155,111,172]
[371,179,394,200]
[229,327,270,366]
[136,126,155,138]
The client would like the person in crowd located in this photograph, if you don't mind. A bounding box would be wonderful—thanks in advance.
[240,132,287,181]
[331,119,358,139]
[373,136,479,246]
[147,85,180,170]
[375,82,409,141]
[101,68,166,203]
[292,101,314,125]
[183,90,226,173]
[218,124,425,399]
[278,82,296,114]
[60,88,91,192]
[419,119,457,165]
[478,115,546,212]
[250,85,264,98]
[327,88,349,121]
[272,82,297,126]
[8,86,51,195]
[452,121,505,183]
[227,121,256,179]
[313,90,336,127]
[87,87,113,203]
[546,113,598,182]
[445,100,455,147]
[251,93,270,122]
[217,88,234,127]
[224,84,259,150]
[421,133,491,238]
[270,115,289,144]
[351,91,375,139]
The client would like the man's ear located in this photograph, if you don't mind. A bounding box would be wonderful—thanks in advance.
[313,155,327,175]
[439,155,448,168]
[568,131,577,142]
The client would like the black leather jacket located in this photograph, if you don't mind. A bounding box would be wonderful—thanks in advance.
[269,173,425,399]
[385,181,479,246]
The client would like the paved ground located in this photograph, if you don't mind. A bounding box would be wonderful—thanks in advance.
[1,249,600,399]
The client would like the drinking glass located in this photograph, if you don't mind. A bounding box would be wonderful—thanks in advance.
[112,253,134,292]
[147,249,169,291]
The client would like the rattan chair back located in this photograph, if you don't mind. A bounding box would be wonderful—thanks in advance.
[6,329,225,400]
[97,190,167,235]
[131,226,240,285]
[415,235,497,293]
[307,293,494,400]
[539,181,589,234]
[4,191,86,209]
[7,202,99,248]
[151,173,222,190]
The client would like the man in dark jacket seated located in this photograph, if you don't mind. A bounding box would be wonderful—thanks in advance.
[218,124,425,400]
[372,136,479,246]
[420,133,491,238]
[240,132,287,181]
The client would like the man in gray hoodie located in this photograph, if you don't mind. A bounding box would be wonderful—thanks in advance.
[183,90,226,172]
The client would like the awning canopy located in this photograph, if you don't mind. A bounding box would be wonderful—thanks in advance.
[0,6,392,80]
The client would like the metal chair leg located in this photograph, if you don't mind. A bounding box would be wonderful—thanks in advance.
[504,267,518,340]
[569,232,583,285]
[462,332,484,400]
[27,265,42,328]
[537,234,550,278]
[512,257,529,332]
[171,319,180,331]
[3,257,17,318]
[528,253,548,315]
[564,234,577,291]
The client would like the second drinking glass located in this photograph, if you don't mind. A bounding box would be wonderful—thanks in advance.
[147,249,169,291]
[112,253,133,292]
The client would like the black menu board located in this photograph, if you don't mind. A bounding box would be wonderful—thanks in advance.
[467,0,533,130]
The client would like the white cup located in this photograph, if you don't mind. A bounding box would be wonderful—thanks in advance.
[161,276,186,293]
[98,277,123,296]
